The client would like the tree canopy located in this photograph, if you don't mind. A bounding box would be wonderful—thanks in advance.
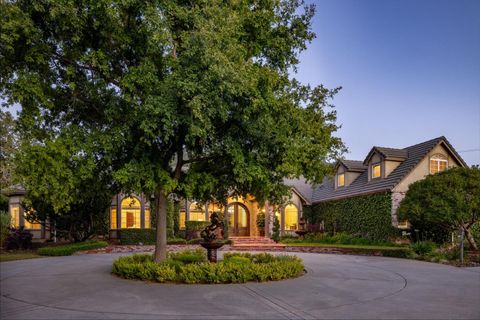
[1,0,345,261]
[398,167,480,250]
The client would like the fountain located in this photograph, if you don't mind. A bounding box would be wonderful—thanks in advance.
[294,217,309,240]
[200,212,225,262]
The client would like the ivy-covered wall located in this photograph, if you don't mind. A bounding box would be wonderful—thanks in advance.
[311,192,398,241]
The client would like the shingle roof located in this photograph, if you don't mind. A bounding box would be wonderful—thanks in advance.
[284,177,315,205]
[363,146,408,165]
[338,160,367,172]
[312,136,467,203]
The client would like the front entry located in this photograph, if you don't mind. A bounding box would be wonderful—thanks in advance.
[228,203,250,236]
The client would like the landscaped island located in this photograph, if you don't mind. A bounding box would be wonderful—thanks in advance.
[112,249,304,284]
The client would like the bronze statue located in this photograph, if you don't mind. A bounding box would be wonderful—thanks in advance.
[201,212,224,242]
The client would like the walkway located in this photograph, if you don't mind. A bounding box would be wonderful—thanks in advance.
[1,252,479,319]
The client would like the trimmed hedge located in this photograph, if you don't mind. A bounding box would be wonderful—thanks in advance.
[112,251,304,284]
[312,192,399,241]
[38,241,108,256]
[280,232,395,246]
[118,229,191,245]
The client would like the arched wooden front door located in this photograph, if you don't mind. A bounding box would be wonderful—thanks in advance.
[227,203,250,236]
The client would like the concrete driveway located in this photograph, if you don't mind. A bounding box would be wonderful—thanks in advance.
[1,252,479,319]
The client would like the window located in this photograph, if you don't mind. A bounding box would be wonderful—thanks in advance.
[337,173,345,187]
[284,204,298,230]
[110,208,117,229]
[144,208,151,229]
[430,154,448,174]
[24,210,41,229]
[10,204,20,228]
[372,164,381,178]
[179,210,186,229]
[121,197,141,228]
[189,202,206,221]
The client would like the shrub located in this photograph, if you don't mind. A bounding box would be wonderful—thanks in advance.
[112,251,304,284]
[0,211,11,247]
[5,227,33,250]
[187,238,203,244]
[168,249,207,264]
[411,241,437,256]
[380,248,414,259]
[272,216,280,242]
[118,229,156,245]
[280,232,396,246]
[38,241,108,256]
[185,221,210,240]
[167,238,187,245]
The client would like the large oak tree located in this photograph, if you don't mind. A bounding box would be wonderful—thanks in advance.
[1,0,344,262]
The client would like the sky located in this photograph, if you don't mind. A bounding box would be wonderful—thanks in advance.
[295,0,480,165]
[3,0,480,165]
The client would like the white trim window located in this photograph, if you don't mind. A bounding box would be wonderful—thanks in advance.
[430,154,448,174]
[337,173,345,187]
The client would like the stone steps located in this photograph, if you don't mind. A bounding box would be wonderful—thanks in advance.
[229,236,285,251]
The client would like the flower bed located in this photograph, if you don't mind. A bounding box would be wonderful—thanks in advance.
[112,250,304,284]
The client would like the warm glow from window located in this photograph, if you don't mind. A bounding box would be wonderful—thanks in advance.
[189,202,206,221]
[144,209,151,229]
[285,205,298,230]
[110,208,117,229]
[10,205,20,228]
[179,210,186,229]
[121,197,141,228]
[372,164,381,178]
[228,205,235,228]
[24,210,41,229]
[237,206,247,227]
[338,173,345,187]
[274,210,282,227]
[430,154,448,174]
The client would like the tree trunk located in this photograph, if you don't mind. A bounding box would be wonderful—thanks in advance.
[154,190,168,263]
[464,226,478,251]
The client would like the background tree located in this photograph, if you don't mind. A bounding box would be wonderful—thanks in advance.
[1,0,344,262]
[398,167,480,250]
[0,110,18,211]
[16,127,115,242]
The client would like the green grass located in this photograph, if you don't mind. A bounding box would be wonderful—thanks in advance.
[0,251,42,262]
[37,240,108,256]
[285,243,404,250]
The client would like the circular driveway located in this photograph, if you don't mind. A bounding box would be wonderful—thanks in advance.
[1,252,479,319]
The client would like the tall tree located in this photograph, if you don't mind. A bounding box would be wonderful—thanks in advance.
[0,110,17,210]
[1,0,345,262]
[398,167,480,250]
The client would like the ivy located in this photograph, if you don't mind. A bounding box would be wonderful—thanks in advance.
[312,192,398,241]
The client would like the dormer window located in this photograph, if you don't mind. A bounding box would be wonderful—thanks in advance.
[337,173,345,187]
[430,154,448,174]
[372,163,381,179]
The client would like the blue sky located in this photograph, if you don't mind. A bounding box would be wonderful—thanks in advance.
[296,0,480,165]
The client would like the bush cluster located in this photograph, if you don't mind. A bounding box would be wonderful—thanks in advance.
[280,232,396,246]
[312,192,399,241]
[112,250,304,284]
[185,221,210,240]
[5,227,33,250]
[38,241,108,256]
[119,229,156,245]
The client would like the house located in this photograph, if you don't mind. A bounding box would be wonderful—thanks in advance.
[4,136,467,240]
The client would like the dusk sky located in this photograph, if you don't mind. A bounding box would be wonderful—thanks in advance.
[3,0,479,165]
[296,0,480,165]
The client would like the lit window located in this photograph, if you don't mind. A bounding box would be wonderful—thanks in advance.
[372,164,381,178]
[337,173,345,187]
[10,204,20,228]
[121,197,141,228]
[179,210,186,229]
[110,208,117,229]
[430,154,448,174]
[189,202,206,221]
[284,205,298,230]
[274,209,282,228]
[144,208,151,229]
[24,210,41,229]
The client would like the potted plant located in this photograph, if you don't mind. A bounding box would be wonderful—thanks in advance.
[256,212,265,237]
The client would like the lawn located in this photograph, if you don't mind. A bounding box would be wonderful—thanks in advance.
[0,251,43,262]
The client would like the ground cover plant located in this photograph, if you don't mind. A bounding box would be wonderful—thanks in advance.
[0,250,41,262]
[37,241,108,256]
[280,232,399,247]
[112,250,304,284]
